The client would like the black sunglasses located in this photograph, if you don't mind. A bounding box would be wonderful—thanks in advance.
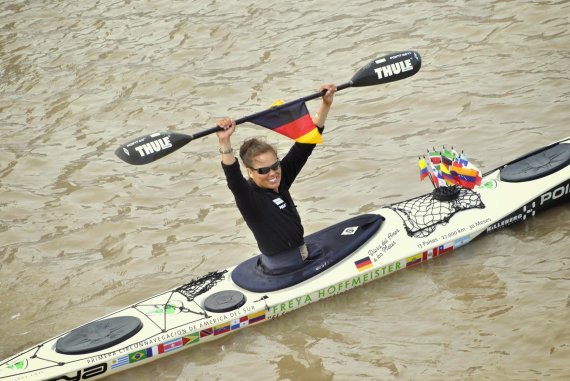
[251,160,280,175]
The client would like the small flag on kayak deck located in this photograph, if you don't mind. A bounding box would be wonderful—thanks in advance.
[200,328,213,338]
[249,100,322,144]
[438,243,454,255]
[418,158,429,181]
[231,316,249,330]
[431,164,447,187]
[129,349,151,363]
[440,164,458,185]
[160,338,184,352]
[183,333,200,345]
[354,256,373,272]
[420,145,482,189]
[451,166,479,189]
[442,148,455,162]
[248,310,266,324]
[111,356,129,369]
[213,322,231,336]
[406,253,423,267]
[422,246,439,261]
[457,151,469,166]
[428,151,442,166]
[441,155,453,169]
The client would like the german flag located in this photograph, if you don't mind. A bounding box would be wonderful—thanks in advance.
[354,256,373,272]
[250,100,322,144]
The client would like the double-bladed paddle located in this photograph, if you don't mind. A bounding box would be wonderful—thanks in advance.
[115,51,421,165]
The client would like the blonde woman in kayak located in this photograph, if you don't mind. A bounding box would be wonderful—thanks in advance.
[215,83,336,274]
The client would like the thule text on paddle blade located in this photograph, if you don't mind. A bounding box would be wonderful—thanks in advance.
[115,131,193,165]
[351,51,421,87]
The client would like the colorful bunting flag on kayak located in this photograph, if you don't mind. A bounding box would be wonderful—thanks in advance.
[249,100,322,144]
[441,155,453,169]
[441,148,455,161]
[440,164,458,185]
[418,146,481,189]
[458,152,469,167]
[431,164,447,187]
[451,163,482,188]
[418,158,429,181]
[428,150,442,166]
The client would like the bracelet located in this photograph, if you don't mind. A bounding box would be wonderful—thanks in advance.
[219,147,233,154]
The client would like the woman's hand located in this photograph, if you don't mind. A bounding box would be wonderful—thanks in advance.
[216,117,236,142]
[313,83,336,127]
[320,83,336,106]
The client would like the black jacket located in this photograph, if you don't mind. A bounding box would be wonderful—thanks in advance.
[222,142,317,256]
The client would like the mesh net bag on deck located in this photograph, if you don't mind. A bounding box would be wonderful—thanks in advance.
[387,187,485,238]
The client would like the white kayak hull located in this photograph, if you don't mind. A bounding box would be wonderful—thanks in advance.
[2,136,569,381]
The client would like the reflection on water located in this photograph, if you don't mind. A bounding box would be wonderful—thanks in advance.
[1,0,569,379]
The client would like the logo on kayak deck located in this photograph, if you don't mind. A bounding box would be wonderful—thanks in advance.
[145,300,184,315]
[477,180,497,190]
[486,180,570,233]
[133,135,173,158]
[540,181,570,205]
[341,226,359,235]
[46,363,107,380]
[374,58,414,79]
[6,359,28,370]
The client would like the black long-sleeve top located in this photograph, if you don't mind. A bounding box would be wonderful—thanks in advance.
[222,142,317,256]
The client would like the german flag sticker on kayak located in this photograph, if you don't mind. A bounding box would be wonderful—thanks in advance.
[354,256,373,272]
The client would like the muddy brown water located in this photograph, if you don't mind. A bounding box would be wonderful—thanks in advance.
[1,1,569,380]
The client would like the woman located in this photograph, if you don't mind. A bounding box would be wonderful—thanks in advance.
[216,83,336,274]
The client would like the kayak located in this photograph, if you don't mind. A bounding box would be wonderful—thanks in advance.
[2,135,569,381]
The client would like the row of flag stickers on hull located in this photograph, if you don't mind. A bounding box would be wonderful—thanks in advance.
[418,147,482,189]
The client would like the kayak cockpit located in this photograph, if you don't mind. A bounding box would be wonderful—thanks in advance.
[500,140,570,182]
[231,214,384,292]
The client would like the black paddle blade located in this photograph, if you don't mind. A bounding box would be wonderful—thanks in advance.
[351,51,421,87]
[115,132,193,165]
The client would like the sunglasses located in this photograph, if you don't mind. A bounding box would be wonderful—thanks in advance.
[251,160,281,175]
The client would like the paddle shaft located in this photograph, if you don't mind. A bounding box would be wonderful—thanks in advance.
[115,51,421,165]
[190,82,353,140]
